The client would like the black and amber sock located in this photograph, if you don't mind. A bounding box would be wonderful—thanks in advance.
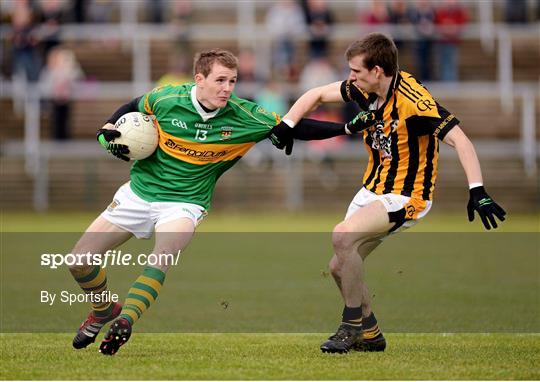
[70,265,112,319]
[362,312,384,341]
[342,306,363,328]
[119,266,166,326]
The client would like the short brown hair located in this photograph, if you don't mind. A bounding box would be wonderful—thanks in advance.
[345,33,398,77]
[193,49,238,77]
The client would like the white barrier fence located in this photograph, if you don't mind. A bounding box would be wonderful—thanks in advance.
[0,11,538,210]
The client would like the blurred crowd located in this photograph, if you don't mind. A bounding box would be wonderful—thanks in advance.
[1,0,538,141]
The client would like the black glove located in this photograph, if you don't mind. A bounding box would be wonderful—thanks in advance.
[345,111,377,134]
[269,121,294,155]
[97,128,130,161]
[467,186,506,230]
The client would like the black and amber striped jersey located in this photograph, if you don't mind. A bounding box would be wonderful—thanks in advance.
[341,71,459,202]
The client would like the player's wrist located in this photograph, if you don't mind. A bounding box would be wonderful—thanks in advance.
[282,118,295,128]
[97,133,109,149]
[469,182,483,190]
[469,185,487,199]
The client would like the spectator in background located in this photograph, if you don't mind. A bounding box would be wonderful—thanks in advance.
[435,0,468,82]
[156,50,191,87]
[146,0,165,23]
[298,55,343,189]
[387,0,410,50]
[37,0,65,62]
[71,0,88,23]
[361,0,391,38]
[40,47,84,140]
[409,0,436,81]
[237,49,260,83]
[362,0,389,25]
[301,0,334,59]
[171,0,193,50]
[298,55,339,94]
[236,48,264,101]
[10,0,41,83]
[265,0,305,81]
[88,0,115,23]
[504,0,528,23]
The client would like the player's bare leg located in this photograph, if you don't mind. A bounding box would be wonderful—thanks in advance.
[69,216,133,349]
[329,237,382,302]
[99,218,195,355]
[321,201,391,353]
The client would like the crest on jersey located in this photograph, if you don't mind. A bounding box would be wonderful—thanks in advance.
[220,126,233,140]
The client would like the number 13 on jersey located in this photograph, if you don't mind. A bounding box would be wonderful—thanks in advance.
[195,129,207,141]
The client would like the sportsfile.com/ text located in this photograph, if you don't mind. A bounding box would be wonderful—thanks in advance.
[40,250,181,269]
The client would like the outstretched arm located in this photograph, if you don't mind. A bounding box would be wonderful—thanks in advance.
[443,126,506,229]
[442,126,483,184]
[269,111,376,155]
[283,82,344,125]
[269,81,376,155]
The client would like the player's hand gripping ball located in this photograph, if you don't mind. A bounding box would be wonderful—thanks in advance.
[112,112,159,160]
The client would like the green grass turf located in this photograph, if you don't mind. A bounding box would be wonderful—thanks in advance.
[1,210,539,232]
[1,333,539,380]
[1,212,538,379]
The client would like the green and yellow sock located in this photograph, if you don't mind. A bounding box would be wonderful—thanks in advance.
[70,265,112,319]
[342,305,363,328]
[119,266,166,326]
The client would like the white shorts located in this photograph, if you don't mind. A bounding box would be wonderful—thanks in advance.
[345,187,432,232]
[101,183,207,239]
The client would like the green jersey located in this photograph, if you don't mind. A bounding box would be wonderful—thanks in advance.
[130,83,279,210]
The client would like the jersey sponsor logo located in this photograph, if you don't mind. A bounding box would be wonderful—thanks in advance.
[195,122,213,130]
[164,139,227,160]
[416,98,435,111]
[172,119,188,129]
[159,133,254,165]
[158,125,255,164]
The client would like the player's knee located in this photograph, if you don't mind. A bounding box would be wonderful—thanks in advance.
[332,223,357,254]
[149,247,181,271]
[67,245,94,271]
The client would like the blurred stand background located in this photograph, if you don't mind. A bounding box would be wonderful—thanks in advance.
[0,0,538,213]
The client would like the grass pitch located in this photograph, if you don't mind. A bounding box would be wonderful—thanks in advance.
[2,210,539,232]
[1,333,539,380]
[1,211,538,380]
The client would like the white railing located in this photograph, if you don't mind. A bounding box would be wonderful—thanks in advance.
[0,15,538,210]
[1,79,537,211]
